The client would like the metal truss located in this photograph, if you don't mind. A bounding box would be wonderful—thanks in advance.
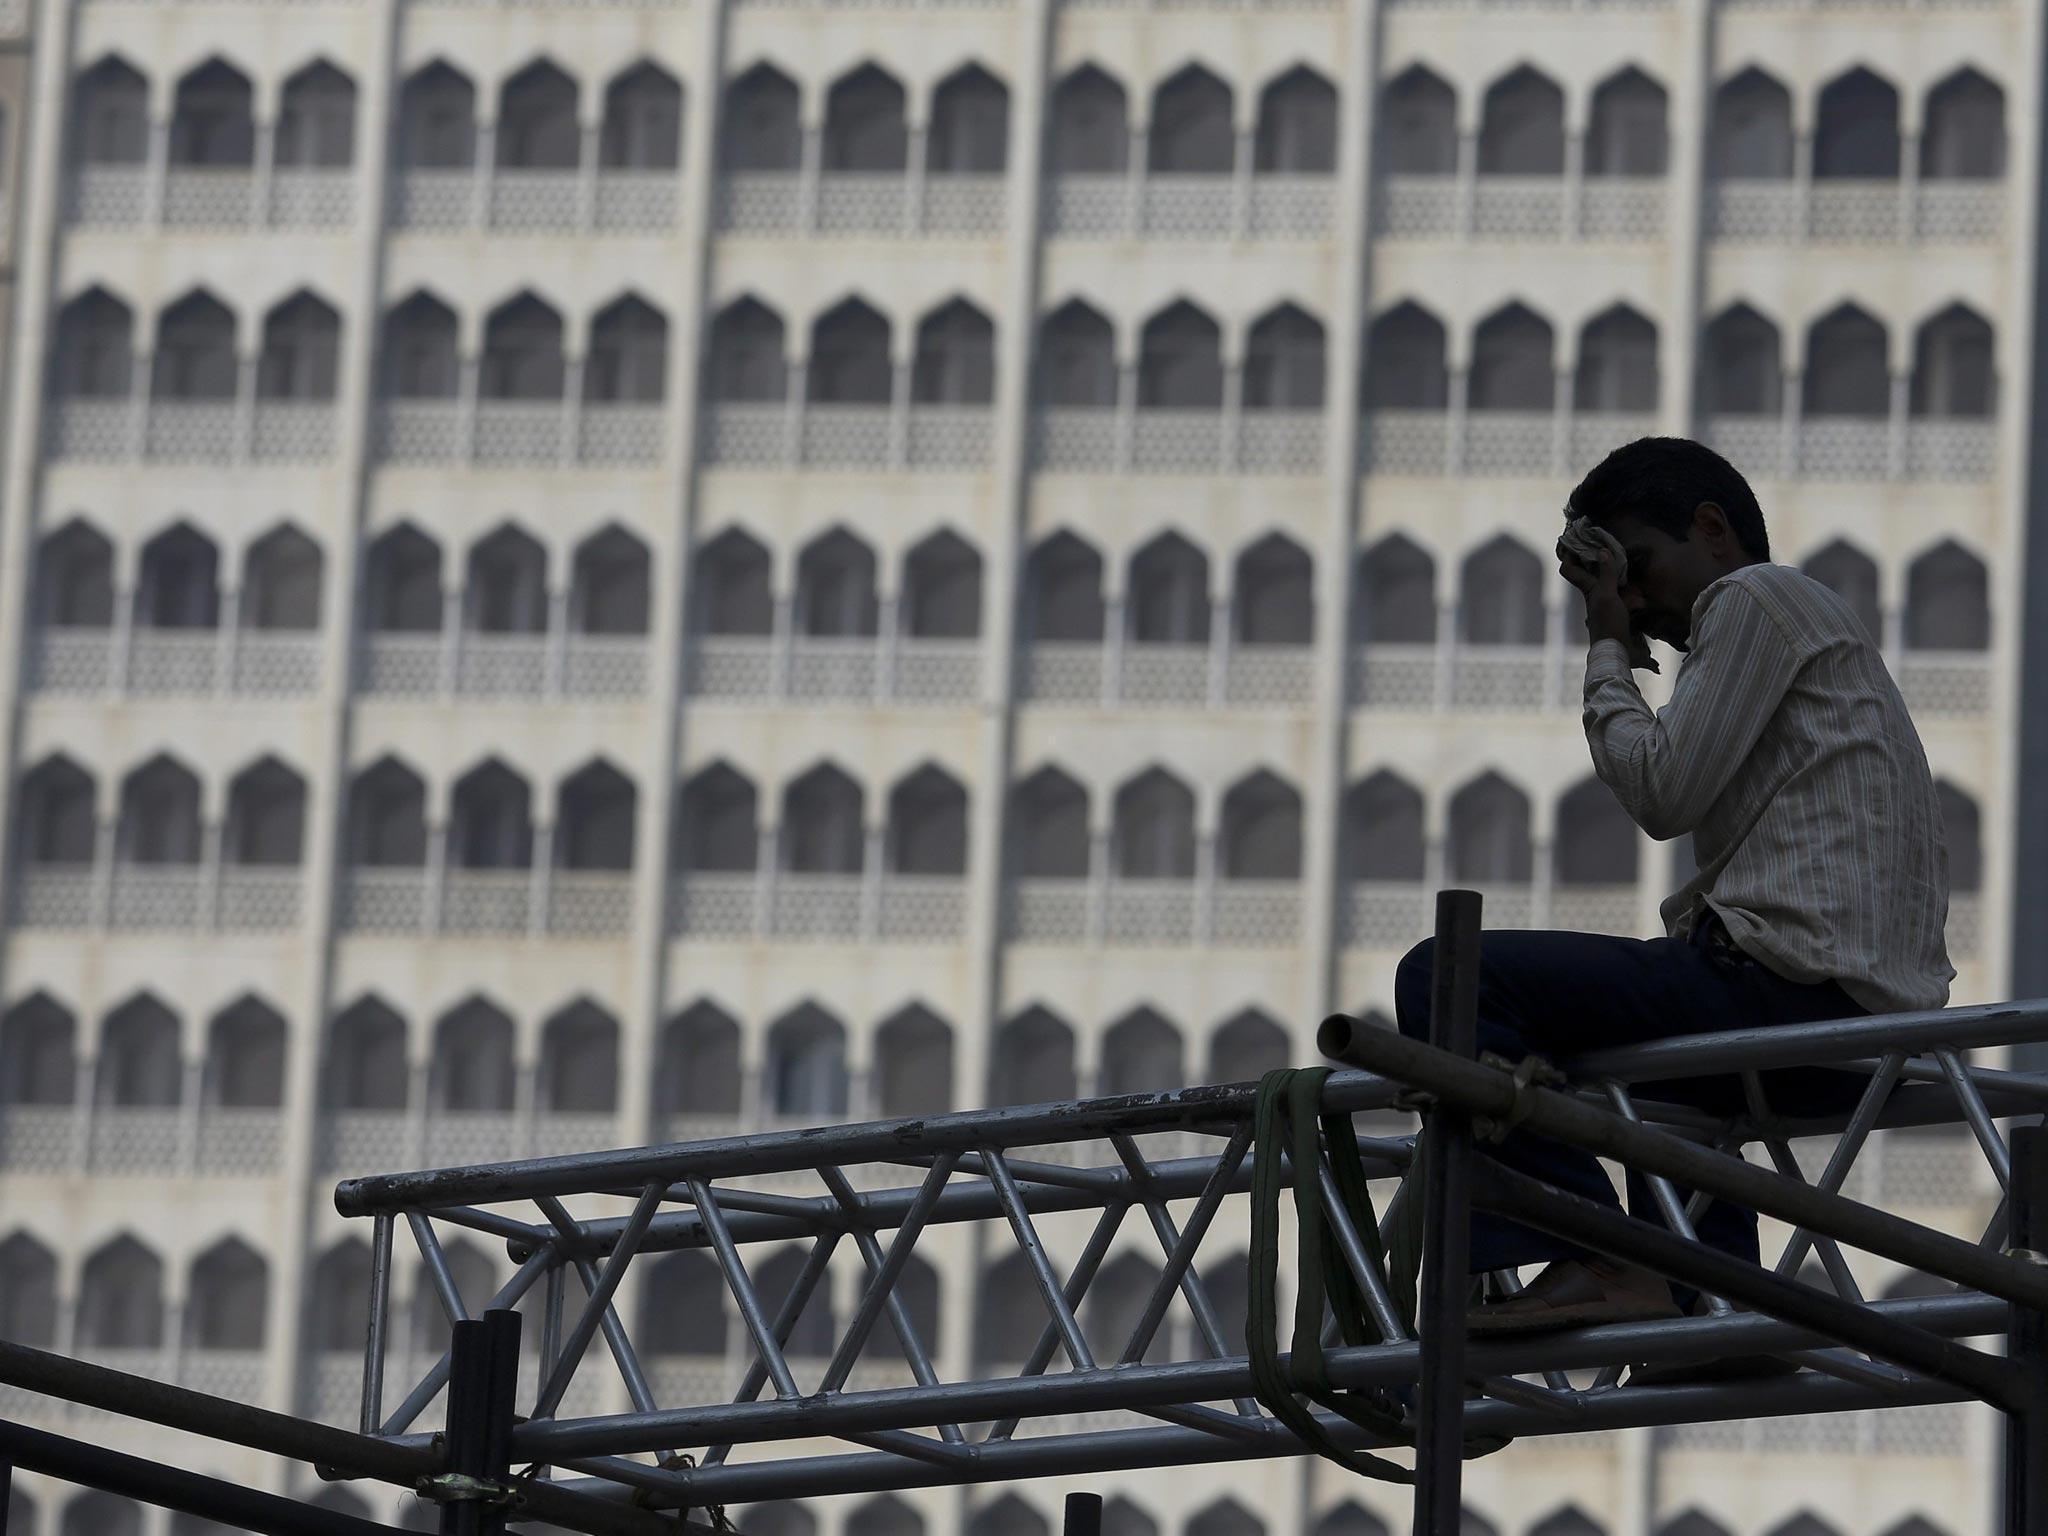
[304,892,2048,1533]
[4,892,2045,1534]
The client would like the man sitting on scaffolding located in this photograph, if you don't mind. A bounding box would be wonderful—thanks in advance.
[1393,435,1955,1349]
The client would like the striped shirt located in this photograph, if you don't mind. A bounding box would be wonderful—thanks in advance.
[1583,560,1953,1016]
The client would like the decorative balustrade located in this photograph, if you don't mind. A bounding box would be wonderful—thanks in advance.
[390,170,474,231]
[25,628,322,697]
[318,1109,410,1174]
[1452,643,1548,712]
[440,871,532,934]
[424,1111,520,1166]
[666,872,755,938]
[44,399,133,461]
[686,636,980,705]
[269,169,356,227]
[251,400,339,461]
[771,875,864,940]
[0,1106,75,1173]
[1030,408,1117,471]
[548,873,634,938]
[595,172,680,231]
[1017,641,1313,710]
[877,877,967,943]
[922,175,1007,235]
[1002,879,1090,945]
[906,406,995,469]
[1702,415,1785,479]
[715,175,802,234]
[1570,413,1658,474]
[1463,411,1557,476]
[490,171,581,232]
[1363,410,1449,476]
[356,634,443,695]
[1103,880,1197,946]
[700,402,787,465]
[580,403,666,466]
[1548,884,1643,937]
[10,868,95,929]
[1142,176,1235,239]
[336,866,634,938]
[373,399,463,462]
[196,1108,285,1174]
[66,166,148,227]
[1238,412,1324,475]
[1709,177,2005,244]
[666,873,967,943]
[1897,651,1991,718]
[1472,178,1563,241]
[145,401,238,463]
[472,401,565,465]
[1118,643,1209,706]
[0,1105,273,1178]
[564,635,651,697]
[337,868,429,933]
[1130,410,1224,473]
[1800,419,1890,481]
[457,634,548,696]
[800,405,891,468]
[162,169,254,229]
[1210,882,1301,947]
[1906,420,1996,482]
[89,1107,182,1173]
[109,866,203,929]
[1337,881,1431,949]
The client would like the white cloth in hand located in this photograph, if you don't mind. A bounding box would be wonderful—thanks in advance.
[1556,516,1659,673]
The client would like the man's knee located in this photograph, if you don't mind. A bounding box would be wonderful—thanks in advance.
[1394,939,1434,1040]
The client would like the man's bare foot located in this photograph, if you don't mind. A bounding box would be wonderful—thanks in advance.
[1466,1257,1683,1335]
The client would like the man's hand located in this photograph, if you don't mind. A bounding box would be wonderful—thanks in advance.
[1559,551,1659,674]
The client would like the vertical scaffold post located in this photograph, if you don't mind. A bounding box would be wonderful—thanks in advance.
[1414,889,1482,1536]
[441,1308,522,1536]
[2008,1124,2048,1536]
[1,1455,12,1534]
[1064,1492,1104,1536]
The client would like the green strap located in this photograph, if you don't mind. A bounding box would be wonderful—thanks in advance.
[1247,1068,1414,1483]
[1248,1067,1514,1479]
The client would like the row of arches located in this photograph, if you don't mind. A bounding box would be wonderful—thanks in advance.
[73,54,683,173]
[0,990,1302,1126]
[0,1231,266,1351]
[72,52,2010,188]
[53,287,2000,420]
[1382,63,2004,181]
[0,1487,1960,1536]
[33,518,1993,655]
[16,754,637,873]
[34,519,651,640]
[29,520,1992,665]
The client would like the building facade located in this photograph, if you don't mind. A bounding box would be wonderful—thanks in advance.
[0,0,2034,1533]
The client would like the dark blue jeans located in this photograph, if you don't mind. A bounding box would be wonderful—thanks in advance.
[1394,914,1872,1276]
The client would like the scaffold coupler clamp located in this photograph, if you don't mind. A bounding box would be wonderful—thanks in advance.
[417,1472,529,1512]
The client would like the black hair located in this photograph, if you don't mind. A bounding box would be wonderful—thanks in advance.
[1564,436,1770,562]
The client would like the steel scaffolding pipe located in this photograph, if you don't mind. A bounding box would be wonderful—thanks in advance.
[286,939,2037,1528]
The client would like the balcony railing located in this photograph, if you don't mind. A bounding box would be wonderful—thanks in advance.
[372,398,672,467]
[356,633,649,699]
[67,161,357,230]
[1040,172,1336,240]
[698,403,996,471]
[1707,177,2005,245]
[3,1106,284,1178]
[687,637,981,706]
[386,168,680,233]
[9,863,307,934]
[336,868,634,939]
[25,627,322,697]
[1026,408,1324,475]
[1016,641,1313,710]
[46,398,340,465]
[717,173,1007,238]
[666,873,967,944]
